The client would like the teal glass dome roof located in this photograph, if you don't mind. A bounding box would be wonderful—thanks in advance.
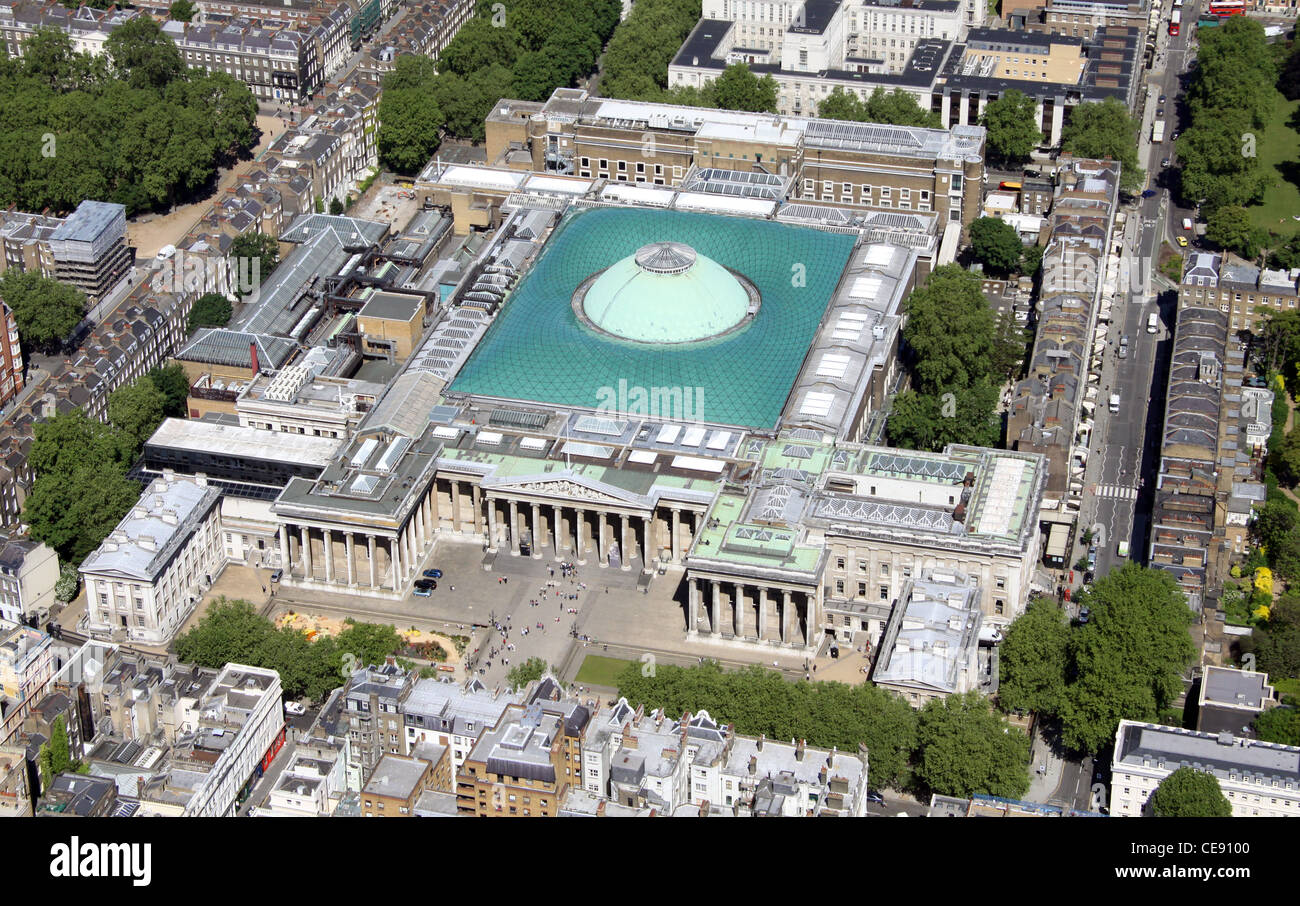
[577,242,753,343]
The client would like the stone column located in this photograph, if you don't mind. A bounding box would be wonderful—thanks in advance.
[367,535,377,587]
[642,513,653,573]
[803,592,817,651]
[509,499,520,555]
[487,496,499,552]
[414,501,427,553]
[597,512,608,567]
[451,481,462,533]
[390,536,402,591]
[758,587,768,642]
[300,526,312,579]
[552,504,563,559]
[430,478,441,530]
[620,514,631,571]
[530,503,542,559]
[782,590,793,644]
[733,582,744,638]
[345,533,356,586]
[323,529,334,583]
[472,485,484,536]
[671,508,682,564]
[687,577,700,635]
[575,508,587,565]
[278,525,289,570]
[710,581,721,636]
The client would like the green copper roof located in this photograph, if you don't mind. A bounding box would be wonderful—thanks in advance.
[580,242,752,343]
[448,207,856,429]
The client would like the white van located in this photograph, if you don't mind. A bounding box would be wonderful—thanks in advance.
[1147,312,1159,333]
[1181,218,1193,231]
[1109,393,1121,413]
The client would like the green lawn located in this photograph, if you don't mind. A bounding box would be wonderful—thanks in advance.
[574,655,633,688]
[1249,90,1300,240]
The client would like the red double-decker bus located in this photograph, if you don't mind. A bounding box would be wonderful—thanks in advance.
[1207,0,1245,17]
[1168,10,1181,35]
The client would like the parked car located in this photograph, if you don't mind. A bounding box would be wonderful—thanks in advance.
[866,790,886,805]
[414,585,432,597]
[1078,606,1091,625]
[415,578,437,591]
[1176,235,1188,247]
[270,568,282,582]
[1156,107,1164,117]
[1141,189,1156,198]
[423,568,443,579]
[1158,94,1166,104]
[1161,158,1170,168]
[284,700,306,715]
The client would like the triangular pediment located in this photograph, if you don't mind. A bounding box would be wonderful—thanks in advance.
[484,472,643,507]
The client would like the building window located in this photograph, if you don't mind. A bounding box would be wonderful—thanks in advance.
[880,586,889,600]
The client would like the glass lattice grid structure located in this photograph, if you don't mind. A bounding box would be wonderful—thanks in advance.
[448,207,857,429]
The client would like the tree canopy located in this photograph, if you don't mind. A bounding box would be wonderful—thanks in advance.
[601,0,701,101]
[1060,97,1145,194]
[107,378,166,452]
[1252,704,1300,746]
[980,89,1042,164]
[187,292,233,333]
[228,232,279,290]
[912,691,1031,799]
[1176,17,1276,214]
[506,657,550,691]
[1149,766,1232,817]
[969,216,1025,276]
[615,661,919,786]
[998,565,1196,754]
[817,87,941,128]
[0,269,85,356]
[175,598,408,701]
[0,25,258,214]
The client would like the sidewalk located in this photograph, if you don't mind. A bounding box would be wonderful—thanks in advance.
[1025,720,1066,804]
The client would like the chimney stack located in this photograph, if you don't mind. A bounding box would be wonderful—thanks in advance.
[757,733,764,751]
[795,739,806,762]
[250,340,260,376]
[748,755,757,775]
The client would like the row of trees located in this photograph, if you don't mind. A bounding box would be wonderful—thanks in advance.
[23,364,188,565]
[1060,97,1145,195]
[615,662,1030,799]
[378,0,621,171]
[175,598,412,701]
[0,270,85,358]
[0,20,258,215]
[1176,17,1276,221]
[998,564,1197,754]
[818,86,941,128]
[660,63,779,114]
[600,0,701,100]
[886,265,1024,452]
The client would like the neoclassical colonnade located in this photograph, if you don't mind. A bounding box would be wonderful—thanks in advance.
[686,575,820,650]
[276,473,704,592]
[278,479,439,592]
[471,481,702,572]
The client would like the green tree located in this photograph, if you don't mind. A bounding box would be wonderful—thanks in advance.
[990,308,1029,382]
[0,269,85,356]
[335,619,405,668]
[708,63,778,113]
[37,714,84,790]
[107,377,167,453]
[506,656,549,690]
[328,196,345,216]
[1059,564,1197,753]
[228,232,280,287]
[969,216,1025,276]
[25,462,141,564]
[187,292,234,332]
[1179,117,1268,211]
[886,381,1000,452]
[27,410,130,478]
[378,55,446,174]
[168,0,196,20]
[913,691,1032,799]
[104,17,185,90]
[436,14,519,77]
[1253,705,1300,746]
[1269,427,1300,489]
[601,0,705,100]
[980,89,1042,164]
[1061,97,1145,194]
[901,265,996,393]
[998,597,1070,715]
[175,597,276,668]
[818,87,941,128]
[1149,766,1232,817]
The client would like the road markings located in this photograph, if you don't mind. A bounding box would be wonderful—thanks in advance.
[1096,484,1138,500]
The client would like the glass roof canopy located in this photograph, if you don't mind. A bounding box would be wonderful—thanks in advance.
[448,207,856,429]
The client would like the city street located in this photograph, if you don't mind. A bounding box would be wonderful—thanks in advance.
[1071,0,1199,587]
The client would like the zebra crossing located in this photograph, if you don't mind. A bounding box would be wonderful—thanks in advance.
[1095,484,1138,501]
